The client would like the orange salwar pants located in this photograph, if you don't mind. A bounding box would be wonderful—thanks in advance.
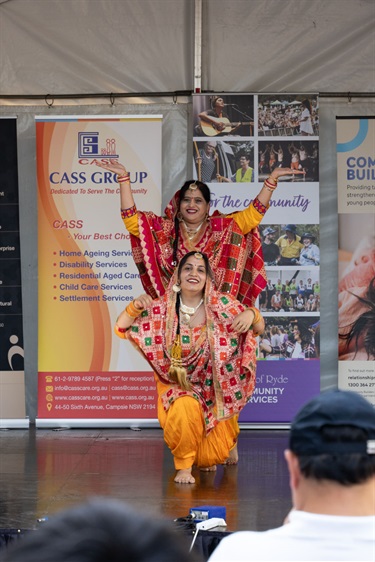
[156,378,239,470]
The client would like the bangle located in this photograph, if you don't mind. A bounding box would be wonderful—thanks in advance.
[124,300,144,318]
[249,307,262,326]
[115,324,127,334]
[264,177,278,192]
[117,173,130,183]
[121,205,137,219]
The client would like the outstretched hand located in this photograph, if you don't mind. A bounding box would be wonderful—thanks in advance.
[95,158,128,176]
[270,167,305,180]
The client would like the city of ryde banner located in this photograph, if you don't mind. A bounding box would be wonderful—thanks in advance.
[36,116,162,426]
[337,116,375,404]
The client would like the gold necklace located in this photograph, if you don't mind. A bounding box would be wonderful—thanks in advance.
[180,298,203,325]
[182,220,205,241]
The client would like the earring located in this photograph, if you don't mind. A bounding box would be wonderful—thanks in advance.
[172,283,181,293]
[177,212,183,222]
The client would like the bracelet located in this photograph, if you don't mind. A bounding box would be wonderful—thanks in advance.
[249,307,262,326]
[264,177,278,192]
[124,300,144,318]
[268,175,278,185]
[121,205,137,219]
[117,173,130,183]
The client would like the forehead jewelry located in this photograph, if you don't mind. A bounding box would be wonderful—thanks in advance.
[194,252,203,260]
[188,182,198,191]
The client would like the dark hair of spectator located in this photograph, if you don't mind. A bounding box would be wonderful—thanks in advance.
[1,497,201,562]
[297,426,375,485]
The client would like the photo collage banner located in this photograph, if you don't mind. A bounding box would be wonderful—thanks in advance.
[192,94,320,423]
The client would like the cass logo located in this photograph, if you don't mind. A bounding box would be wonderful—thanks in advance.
[78,132,119,159]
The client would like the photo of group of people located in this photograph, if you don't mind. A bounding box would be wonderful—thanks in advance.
[259,270,320,313]
[260,223,320,267]
[258,95,319,137]
[258,140,319,182]
[258,317,320,360]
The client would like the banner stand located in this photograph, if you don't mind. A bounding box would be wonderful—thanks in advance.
[239,423,290,430]
[0,419,29,429]
[34,419,289,430]
[35,418,160,429]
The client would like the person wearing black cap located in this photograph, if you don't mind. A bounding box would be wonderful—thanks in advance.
[299,232,320,266]
[276,224,303,266]
[208,390,375,561]
[261,226,280,265]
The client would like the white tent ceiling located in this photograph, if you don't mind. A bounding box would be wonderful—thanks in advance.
[0,0,374,101]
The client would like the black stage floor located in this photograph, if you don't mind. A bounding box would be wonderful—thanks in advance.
[0,426,291,534]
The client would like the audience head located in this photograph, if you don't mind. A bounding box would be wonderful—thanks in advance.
[1,497,199,562]
[288,390,375,485]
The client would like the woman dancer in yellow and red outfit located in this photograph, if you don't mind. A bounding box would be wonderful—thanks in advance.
[115,252,264,484]
[96,160,305,306]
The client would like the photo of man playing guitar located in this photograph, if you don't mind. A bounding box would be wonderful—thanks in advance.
[197,95,254,137]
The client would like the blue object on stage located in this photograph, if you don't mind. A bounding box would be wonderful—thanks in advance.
[189,505,226,522]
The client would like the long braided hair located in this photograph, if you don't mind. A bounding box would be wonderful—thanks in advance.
[171,180,211,266]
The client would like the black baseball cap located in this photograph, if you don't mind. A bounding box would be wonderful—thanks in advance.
[289,390,375,456]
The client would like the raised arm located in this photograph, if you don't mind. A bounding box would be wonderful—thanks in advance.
[95,159,135,211]
[256,167,305,207]
[228,168,306,234]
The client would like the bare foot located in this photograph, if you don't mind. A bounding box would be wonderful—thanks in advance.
[174,468,195,484]
[224,444,238,465]
[200,465,217,472]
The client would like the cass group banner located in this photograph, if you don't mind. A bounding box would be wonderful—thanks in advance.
[36,116,162,426]
[192,94,321,424]
[337,116,375,404]
[0,118,27,426]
